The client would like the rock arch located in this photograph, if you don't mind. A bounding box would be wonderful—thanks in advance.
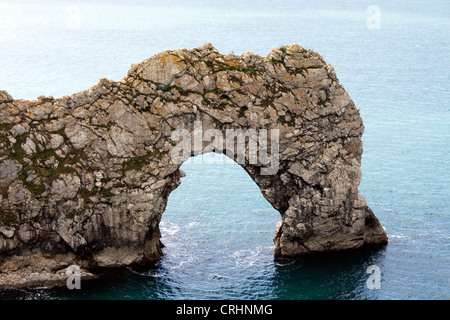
[0,43,387,275]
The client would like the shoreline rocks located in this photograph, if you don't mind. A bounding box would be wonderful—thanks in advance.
[0,265,97,290]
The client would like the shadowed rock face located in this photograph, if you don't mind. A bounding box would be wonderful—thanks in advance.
[0,43,387,283]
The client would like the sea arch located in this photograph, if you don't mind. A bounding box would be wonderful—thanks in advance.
[0,43,387,272]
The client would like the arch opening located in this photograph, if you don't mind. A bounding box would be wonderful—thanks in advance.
[158,153,280,272]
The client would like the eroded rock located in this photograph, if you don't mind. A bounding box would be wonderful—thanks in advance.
[0,43,387,288]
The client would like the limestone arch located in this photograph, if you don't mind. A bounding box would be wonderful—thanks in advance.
[0,43,387,271]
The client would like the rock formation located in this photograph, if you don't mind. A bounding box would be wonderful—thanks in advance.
[0,43,387,287]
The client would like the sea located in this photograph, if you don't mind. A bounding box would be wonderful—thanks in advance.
[0,0,448,300]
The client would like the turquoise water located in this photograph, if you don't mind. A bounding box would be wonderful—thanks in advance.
[0,0,449,300]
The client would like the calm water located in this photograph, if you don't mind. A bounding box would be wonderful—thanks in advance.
[0,0,448,300]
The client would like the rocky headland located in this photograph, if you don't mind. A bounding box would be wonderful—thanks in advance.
[0,43,387,288]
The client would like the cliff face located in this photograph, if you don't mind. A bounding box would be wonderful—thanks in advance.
[0,43,387,286]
